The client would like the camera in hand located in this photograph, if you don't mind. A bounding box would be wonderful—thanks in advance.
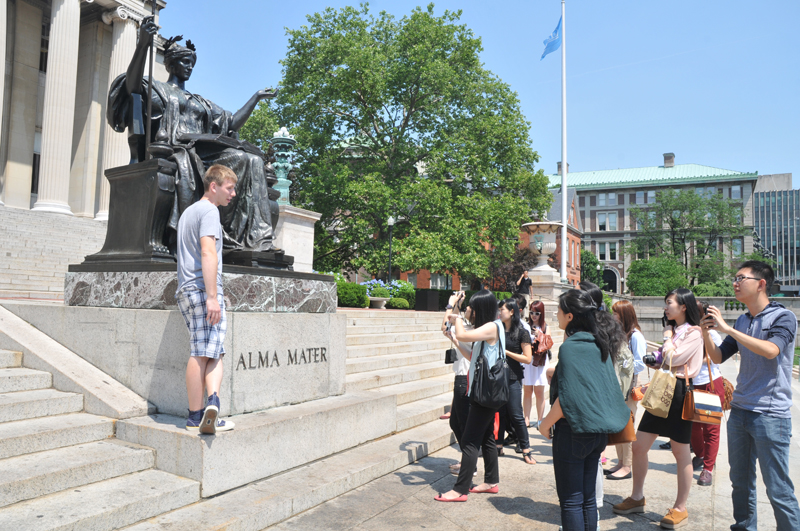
[643,354,658,366]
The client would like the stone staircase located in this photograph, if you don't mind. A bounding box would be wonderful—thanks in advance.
[0,208,107,300]
[0,307,565,530]
[0,349,198,530]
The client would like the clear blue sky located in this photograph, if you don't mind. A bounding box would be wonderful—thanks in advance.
[161,0,800,187]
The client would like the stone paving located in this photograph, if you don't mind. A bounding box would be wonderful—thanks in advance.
[270,360,800,530]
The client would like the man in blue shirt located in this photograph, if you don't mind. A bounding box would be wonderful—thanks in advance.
[702,261,799,531]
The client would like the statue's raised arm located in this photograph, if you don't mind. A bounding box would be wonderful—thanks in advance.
[231,88,278,132]
[125,15,158,96]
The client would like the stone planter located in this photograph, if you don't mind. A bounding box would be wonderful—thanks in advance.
[368,297,390,309]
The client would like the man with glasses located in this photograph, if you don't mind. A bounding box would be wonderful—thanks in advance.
[515,270,534,320]
[701,261,800,530]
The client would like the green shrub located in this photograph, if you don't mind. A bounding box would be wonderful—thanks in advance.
[386,297,410,309]
[371,287,390,298]
[603,293,614,313]
[392,280,416,307]
[337,282,368,308]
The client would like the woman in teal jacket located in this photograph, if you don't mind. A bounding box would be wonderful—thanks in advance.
[538,289,630,530]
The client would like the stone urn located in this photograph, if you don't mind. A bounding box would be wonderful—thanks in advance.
[368,297,390,309]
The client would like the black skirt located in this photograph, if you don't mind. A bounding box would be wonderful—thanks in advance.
[638,377,693,444]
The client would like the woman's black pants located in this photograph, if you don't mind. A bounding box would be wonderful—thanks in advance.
[449,375,470,448]
[453,399,499,495]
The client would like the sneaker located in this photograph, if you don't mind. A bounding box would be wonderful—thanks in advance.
[698,469,712,486]
[199,392,221,434]
[612,496,646,515]
[692,455,704,470]
[660,508,688,529]
[215,418,235,432]
[185,409,203,431]
[659,441,672,450]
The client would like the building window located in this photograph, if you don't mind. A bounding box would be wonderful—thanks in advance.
[598,193,606,207]
[406,273,417,288]
[731,186,742,200]
[597,212,617,231]
[732,239,743,257]
[599,243,606,261]
[609,242,617,261]
[648,190,656,203]
[608,193,616,206]
[636,191,644,205]
[430,273,450,290]
[40,21,51,73]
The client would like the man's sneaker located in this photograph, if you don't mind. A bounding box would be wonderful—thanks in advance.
[698,469,712,486]
[215,419,235,432]
[612,496,646,515]
[692,455,704,470]
[200,393,220,434]
[660,508,688,529]
[186,409,204,431]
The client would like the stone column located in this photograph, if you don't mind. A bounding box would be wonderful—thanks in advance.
[96,6,139,220]
[32,0,82,215]
[0,0,6,206]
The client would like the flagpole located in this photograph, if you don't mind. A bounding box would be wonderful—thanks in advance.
[560,0,568,284]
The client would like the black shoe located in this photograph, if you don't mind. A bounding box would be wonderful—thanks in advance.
[692,455,704,470]
[659,441,671,450]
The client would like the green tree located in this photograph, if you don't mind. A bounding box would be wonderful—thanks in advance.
[627,256,689,296]
[256,4,550,278]
[580,249,604,287]
[627,189,748,284]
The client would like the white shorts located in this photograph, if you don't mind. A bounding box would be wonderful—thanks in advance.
[523,358,549,387]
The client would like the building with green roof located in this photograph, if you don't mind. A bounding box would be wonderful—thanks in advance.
[550,153,768,294]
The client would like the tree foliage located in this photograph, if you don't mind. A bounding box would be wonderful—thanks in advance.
[254,4,550,278]
[580,249,604,287]
[626,256,689,297]
[626,189,748,284]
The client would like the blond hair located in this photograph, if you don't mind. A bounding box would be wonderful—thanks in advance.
[203,164,237,191]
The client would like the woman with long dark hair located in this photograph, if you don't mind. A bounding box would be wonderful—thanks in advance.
[523,300,550,429]
[435,290,506,502]
[613,288,704,529]
[496,298,535,464]
[608,300,647,480]
[537,290,630,530]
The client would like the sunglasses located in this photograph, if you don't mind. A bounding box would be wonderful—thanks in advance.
[531,312,541,316]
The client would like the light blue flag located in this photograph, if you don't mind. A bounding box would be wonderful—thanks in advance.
[541,16,562,60]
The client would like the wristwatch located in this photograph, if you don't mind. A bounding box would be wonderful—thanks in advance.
[445,304,453,310]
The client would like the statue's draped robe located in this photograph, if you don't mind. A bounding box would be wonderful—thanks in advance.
[107,75,274,251]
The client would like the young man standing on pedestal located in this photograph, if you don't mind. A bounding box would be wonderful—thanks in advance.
[516,270,533,320]
[177,164,237,434]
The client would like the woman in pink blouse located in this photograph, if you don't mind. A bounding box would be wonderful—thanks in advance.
[613,288,704,530]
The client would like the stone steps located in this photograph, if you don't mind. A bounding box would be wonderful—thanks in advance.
[0,439,154,508]
[346,348,445,375]
[346,322,442,335]
[0,412,115,459]
[0,388,84,423]
[122,419,454,531]
[346,361,453,391]
[395,392,452,432]
[368,374,454,405]
[0,208,107,298]
[347,338,451,358]
[346,329,447,346]
[0,367,52,393]
[0,469,198,531]
[0,350,22,368]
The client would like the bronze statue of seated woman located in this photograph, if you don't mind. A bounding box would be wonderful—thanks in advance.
[106,16,280,256]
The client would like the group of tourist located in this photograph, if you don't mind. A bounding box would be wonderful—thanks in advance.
[434,261,799,531]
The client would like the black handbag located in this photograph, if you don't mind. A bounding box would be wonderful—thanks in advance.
[445,348,457,364]
[471,322,509,409]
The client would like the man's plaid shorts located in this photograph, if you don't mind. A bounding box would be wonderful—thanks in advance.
[176,287,227,359]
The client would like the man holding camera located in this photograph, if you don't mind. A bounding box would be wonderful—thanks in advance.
[516,271,533,320]
[701,261,800,531]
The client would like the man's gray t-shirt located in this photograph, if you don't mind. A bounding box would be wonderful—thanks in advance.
[176,200,222,293]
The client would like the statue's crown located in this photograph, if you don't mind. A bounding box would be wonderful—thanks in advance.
[164,35,196,52]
